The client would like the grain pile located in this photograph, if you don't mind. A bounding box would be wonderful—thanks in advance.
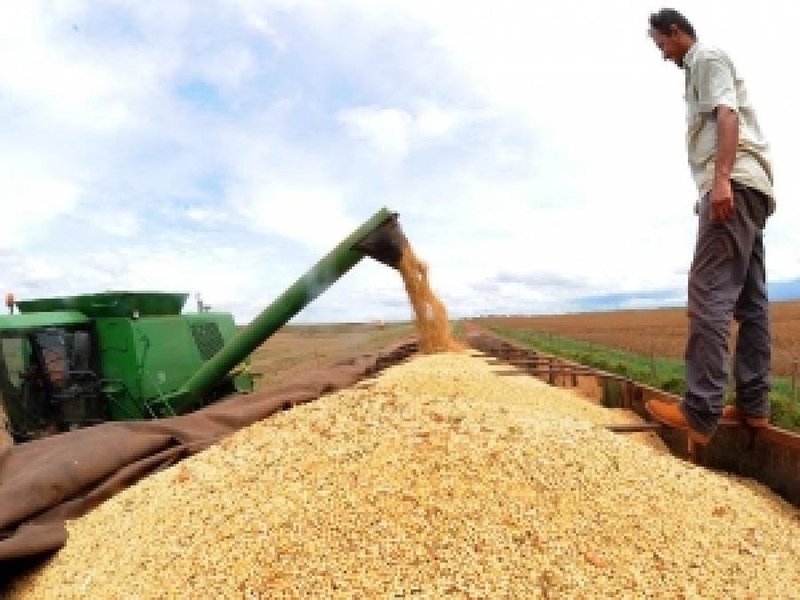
[8,352,800,599]
[0,402,11,452]
[398,243,460,353]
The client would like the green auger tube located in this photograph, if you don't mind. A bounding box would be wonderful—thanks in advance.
[164,207,407,414]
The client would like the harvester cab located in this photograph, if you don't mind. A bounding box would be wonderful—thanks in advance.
[0,316,95,438]
[0,207,408,443]
[0,292,251,441]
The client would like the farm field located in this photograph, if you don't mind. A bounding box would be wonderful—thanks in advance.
[248,321,416,389]
[478,300,800,378]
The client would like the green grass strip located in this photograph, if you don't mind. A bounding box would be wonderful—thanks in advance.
[484,324,800,432]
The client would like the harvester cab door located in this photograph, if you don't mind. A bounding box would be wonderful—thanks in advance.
[30,328,106,430]
[0,333,55,438]
[0,336,28,438]
[32,329,69,395]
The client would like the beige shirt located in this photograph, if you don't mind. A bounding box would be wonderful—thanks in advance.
[683,42,775,214]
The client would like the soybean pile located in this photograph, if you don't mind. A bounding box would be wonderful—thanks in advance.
[8,351,800,599]
[0,408,10,452]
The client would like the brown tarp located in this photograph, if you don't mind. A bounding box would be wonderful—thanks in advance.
[0,339,417,577]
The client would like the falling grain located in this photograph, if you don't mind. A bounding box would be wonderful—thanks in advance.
[397,242,460,353]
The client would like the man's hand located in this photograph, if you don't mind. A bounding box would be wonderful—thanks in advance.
[709,178,734,221]
[711,105,738,222]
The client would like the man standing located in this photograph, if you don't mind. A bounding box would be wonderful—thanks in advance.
[645,9,774,444]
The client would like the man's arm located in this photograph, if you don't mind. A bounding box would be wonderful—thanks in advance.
[710,106,738,221]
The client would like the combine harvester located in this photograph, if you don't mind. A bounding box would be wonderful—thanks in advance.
[0,207,408,443]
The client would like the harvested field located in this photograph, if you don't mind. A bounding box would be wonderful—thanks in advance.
[249,322,415,390]
[8,352,800,599]
[482,300,800,377]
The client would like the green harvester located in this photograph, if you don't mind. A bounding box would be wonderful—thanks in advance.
[0,207,407,441]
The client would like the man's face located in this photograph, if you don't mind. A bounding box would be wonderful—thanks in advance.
[650,28,684,67]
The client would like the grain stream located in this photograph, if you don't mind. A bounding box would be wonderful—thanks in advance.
[398,243,460,353]
[9,352,800,599]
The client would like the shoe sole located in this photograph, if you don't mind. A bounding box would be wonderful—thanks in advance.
[645,401,712,445]
[722,407,769,429]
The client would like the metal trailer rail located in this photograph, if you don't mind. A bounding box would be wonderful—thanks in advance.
[465,329,800,507]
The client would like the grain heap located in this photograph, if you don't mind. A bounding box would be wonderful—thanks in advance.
[398,242,460,353]
[9,352,800,599]
[0,404,11,452]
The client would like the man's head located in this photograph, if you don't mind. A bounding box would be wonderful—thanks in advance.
[648,8,696,67]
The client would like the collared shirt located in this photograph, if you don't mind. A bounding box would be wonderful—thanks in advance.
[683,42,775,214]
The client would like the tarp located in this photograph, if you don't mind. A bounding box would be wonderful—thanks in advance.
[0,338,417,578]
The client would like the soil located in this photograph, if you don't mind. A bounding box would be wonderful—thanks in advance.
[479,300,800,377]
[248,322,416,390]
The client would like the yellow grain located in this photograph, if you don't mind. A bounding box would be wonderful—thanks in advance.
[0,401,11,452]
[398,243,461,353]
[8,352,800,599]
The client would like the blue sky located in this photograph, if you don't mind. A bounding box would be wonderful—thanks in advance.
[1,1,798,324]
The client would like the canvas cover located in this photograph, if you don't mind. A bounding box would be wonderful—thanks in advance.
[0,339,417,578]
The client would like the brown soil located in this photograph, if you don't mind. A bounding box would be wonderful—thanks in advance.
[249,322,416,390]
[480,300,800,377]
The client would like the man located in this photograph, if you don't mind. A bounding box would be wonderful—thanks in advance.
[645,9,774,444]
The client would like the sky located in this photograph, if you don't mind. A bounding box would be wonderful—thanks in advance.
[1,0,798,324]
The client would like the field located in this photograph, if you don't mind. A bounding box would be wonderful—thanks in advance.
[247,302,800,393]
[248,321,416,389]
[8,303,797,446]
[479,300,800,378]
[477,302,800,430]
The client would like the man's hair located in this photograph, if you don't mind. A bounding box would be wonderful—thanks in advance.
[649,8,697,39]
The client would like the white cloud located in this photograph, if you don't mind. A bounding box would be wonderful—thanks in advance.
[0,2,170,135]
[91,211,141,238]
[0,177,80,248]
[338,102,477,159]
[0,0,797,325]
[229,180,357,250]
[413,101,471,139]
[338,107,414,158]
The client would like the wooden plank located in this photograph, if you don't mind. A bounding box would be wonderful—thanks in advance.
[605,423,664,432]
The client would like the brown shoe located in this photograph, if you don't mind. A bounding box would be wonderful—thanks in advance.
[721,405,769,428]
[645,399,712,445]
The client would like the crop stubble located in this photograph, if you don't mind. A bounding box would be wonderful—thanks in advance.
[485,301,800,377]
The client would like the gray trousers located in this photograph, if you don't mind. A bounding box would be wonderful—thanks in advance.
[682,181,771,435]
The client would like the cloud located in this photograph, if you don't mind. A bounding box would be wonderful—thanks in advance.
[0,177,80,249]
[0,0,798,327]
[228,179,357,249]
[338,107,413,158]
[338,102,474,159]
